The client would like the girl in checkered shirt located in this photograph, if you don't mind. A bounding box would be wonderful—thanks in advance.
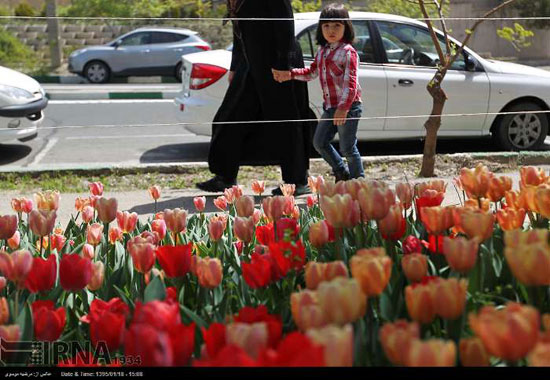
[280,3,363,181]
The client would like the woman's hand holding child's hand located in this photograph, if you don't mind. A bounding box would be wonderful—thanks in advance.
[272,69,291,83]
[333,109,348,126]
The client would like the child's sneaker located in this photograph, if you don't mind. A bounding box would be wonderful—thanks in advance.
[334,168,350,182]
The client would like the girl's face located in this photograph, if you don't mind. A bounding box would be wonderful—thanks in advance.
[322,22,345,44]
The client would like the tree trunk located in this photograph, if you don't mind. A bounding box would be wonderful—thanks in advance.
[419,82,447,177]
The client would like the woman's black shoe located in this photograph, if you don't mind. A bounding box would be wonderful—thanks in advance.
[196,176,236,192]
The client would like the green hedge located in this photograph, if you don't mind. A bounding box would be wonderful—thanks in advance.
[0,29,46,74]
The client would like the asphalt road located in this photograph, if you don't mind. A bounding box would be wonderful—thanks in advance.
[1,97,550,170]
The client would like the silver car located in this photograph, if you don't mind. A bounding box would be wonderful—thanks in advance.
[69,28,211,84]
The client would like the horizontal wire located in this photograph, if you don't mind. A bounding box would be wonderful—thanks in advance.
[2,16,550,22]
[36,109,550,132]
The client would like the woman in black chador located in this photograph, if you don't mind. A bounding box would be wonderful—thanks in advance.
[196,0,313,195]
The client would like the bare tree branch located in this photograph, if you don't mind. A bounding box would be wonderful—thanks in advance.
[435,0,452,58]
[418,0,446,63]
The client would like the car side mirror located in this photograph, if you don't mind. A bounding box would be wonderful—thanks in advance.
[465,54,476,72]
[113,40,121,49]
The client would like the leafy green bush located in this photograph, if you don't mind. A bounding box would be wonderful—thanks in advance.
[0,29,45,74]
[0,5,11,17]
[14,2,35,17]
[366,0,449,19]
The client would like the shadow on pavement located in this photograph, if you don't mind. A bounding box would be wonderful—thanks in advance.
[139,142,211,163]
[0,144,32,165]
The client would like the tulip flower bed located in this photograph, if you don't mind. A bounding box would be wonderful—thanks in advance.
[1,164,550,367]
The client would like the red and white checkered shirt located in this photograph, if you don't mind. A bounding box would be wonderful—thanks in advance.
[291,41,362,111]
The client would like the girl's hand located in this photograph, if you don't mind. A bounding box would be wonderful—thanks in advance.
[228,71,235,83]
[272,69,291,82]
[334,109,348,126]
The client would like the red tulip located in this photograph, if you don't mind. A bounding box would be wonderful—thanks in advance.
[402,235,423,254]
[257,332,325,366]
[89,308,127,351]
[156,244,192,278]
[148,185,161,200]
[169,323,195,366]
[151,219,166,241]
[59,254,93,292]
[124,324,173,366]
[251,180,265,195]
[132,300,180,332]
[201,323,226,359]
[194,345,255,367]
[89,181,104,196]
[25,255,56,293]
[31,300,65,342]
[242,253,272,289]
[193,196,206,212]
[0,215,18,240]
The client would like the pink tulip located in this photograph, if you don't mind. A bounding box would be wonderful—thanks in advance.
[262,196,286,222]
[87,223,104,246]
[163,208,188,234]
[82,244,95,260]
[0,215,18,240]
[29,210,56,237]
[151,219,167,241]
[235,196,255,218]
[214,196,228,211]
[0,249,33,287]
[87,262,105,291]
[11,198,33,214]
[95,198,118,223]
[234,217,255,243]
[193,196,206,212]
[81,206,94,223]
[208,216,226,242]
[116,211,138,234]
[127,236,156,273]
[50,233,66,252]
[89,182,104,196]
[7,231,20,250]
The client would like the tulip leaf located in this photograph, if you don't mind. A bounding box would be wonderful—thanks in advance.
[46,286,64,302]
[113,285,135,308]
[115,242,125,270]
[180,305,207,328]
[492,254,503,278]
[144,275,166,303]
[11,302,34,365]
[379,292,393,321]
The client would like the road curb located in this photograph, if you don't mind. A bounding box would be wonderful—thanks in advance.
[34,75,178,84]
[2,152,550,178]
[45,91,179,100]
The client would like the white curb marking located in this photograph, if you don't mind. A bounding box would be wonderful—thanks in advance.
[28,138,58,166]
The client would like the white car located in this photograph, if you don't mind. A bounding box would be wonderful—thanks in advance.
[175,11,550,151]
[0,66,47,143]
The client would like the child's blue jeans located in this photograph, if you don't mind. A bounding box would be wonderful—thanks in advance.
[313,101,364,178]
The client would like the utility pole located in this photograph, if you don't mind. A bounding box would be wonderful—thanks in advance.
[46,0,63,69]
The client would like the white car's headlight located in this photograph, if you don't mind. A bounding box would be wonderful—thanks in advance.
[0,85,34,101]
[70,49,86,57]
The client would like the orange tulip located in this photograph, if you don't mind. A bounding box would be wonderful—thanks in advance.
[401,253,428,283]
[308,221,329,248]
[459,337,490,367]
[505,190,525,210]
[163,208,188,234]
[317,278,367,325]
[95,197,118,223]
[319,181,342,197]
[378,204,406,240]
[305,261,348,290]
[74,196,90,212]
[29,210,56,237]
[405,339,456,367]
[233,217,254,243]
[504,240,550,286]
[235,196,255,218]
[357,181,395,221]
[350,248,392,296]
[504,228,548,249]
[433,278,468,320]
[496,208,526,231]
[148,185,161,200]
[34,190,60,211]
[307,324,353,367]
[395,182,414,210]
[455,208,494,242]
[520,166,548,188]
[223,185,243,204]
[226,322,268,359]
[116,211,138,234]
[520,185,540,213]
[0,297,8,325]
[108,225,123,244]
[7,231,20,250]
[415,180,447,197]
[420,206,454,235]
[86,223,104,246]
[196,257,222,288]
[469,302,540,361]
[213,196,227,211]
[535,184,550,218]
[0,325,20,342]
[308,176,325,194]
[405,278,437,324]
[87,261,105,291]
[443,236,479,274]
[528,337,550,367]
[262,196,286,222]
[459,164,492,199]
[291,290,327,331]
[543,314,550,332]
[208,216,226,242]
[321,194,360,228]
[486,175,513,202]
[379,320,420,366]
[251,180,265,195]
[0,249,33,287]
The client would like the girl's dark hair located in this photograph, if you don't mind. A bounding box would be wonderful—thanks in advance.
[315,3,355,46]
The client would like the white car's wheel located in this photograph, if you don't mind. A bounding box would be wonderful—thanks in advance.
[84,61,110,84]
[494,102,548,151]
